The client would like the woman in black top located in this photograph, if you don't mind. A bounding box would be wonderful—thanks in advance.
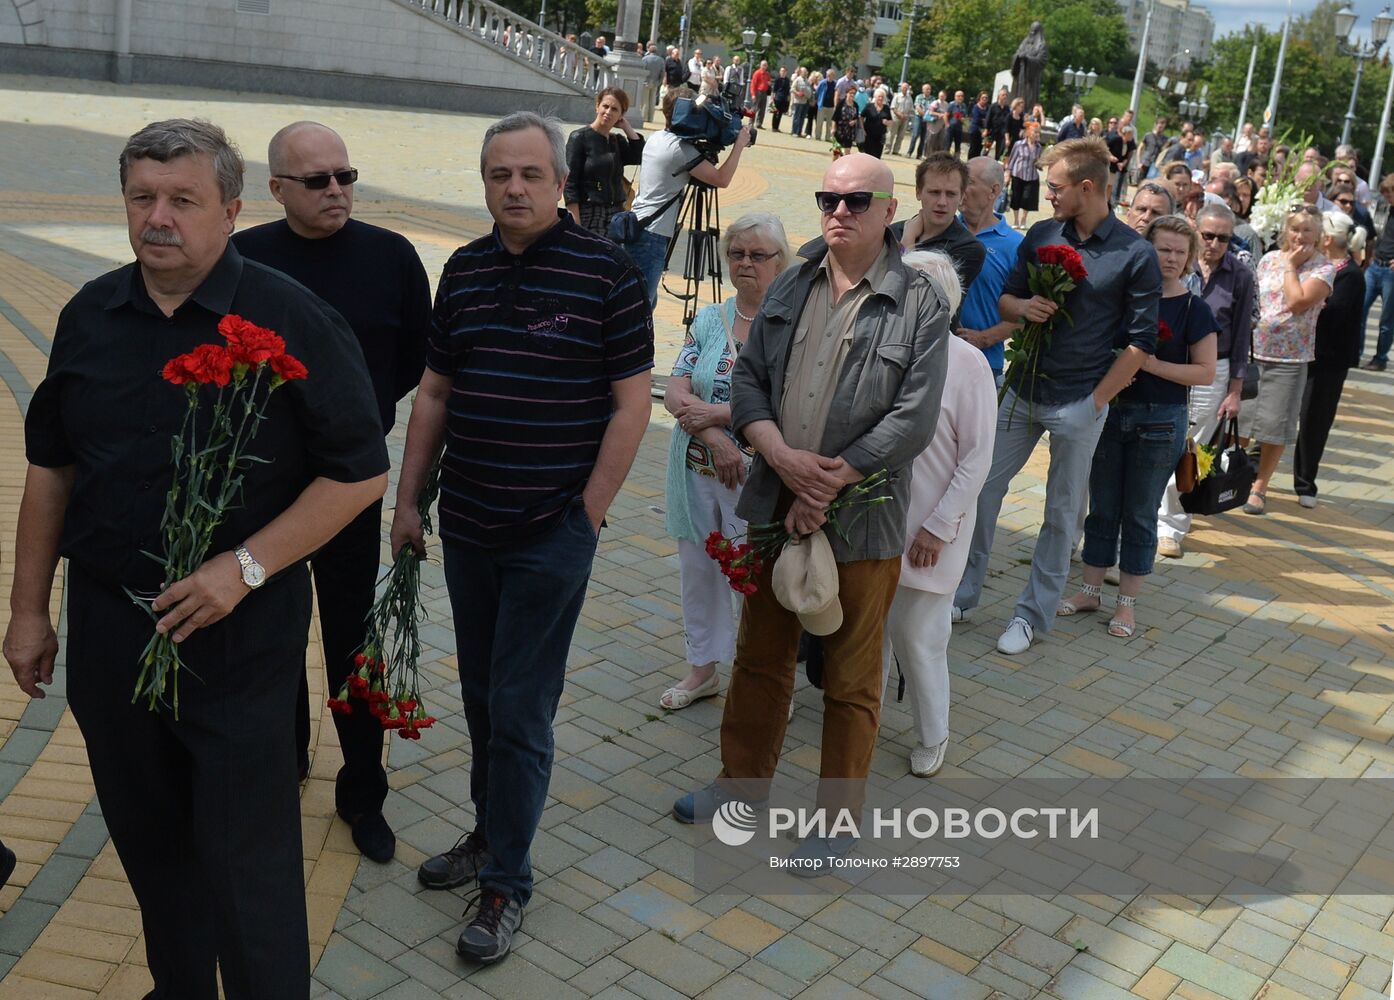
[1294,211,1367,505]
[833,89,861,154]
[565,87,645,237]
[859,91,893,158]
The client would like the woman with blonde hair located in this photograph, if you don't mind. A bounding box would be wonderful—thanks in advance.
[1059,215,1217,636]
[1241,204,1335,513]
[661,213,791,709]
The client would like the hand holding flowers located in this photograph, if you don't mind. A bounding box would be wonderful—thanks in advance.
[1002,244,1087,421]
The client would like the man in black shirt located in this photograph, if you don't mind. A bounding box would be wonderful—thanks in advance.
[5,119,387,999]
[233,121,430,864]
[892,153,988,306]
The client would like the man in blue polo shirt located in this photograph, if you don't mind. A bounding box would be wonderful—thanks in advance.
[956,157,1023,389]
[392,111,653,965]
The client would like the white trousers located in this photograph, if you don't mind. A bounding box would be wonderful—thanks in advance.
[676,469,746,667]
[880,587,954,748]
[1157,358,1231,542]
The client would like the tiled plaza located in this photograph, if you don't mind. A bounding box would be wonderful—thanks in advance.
[1,75,1393,1000]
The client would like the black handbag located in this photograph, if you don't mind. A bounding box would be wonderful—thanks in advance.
[1179,417,1256,515]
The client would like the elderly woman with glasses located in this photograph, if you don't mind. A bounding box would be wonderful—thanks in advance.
[1240,204,1336,514]
[1059,215,1216,637]
[660,213,792,710]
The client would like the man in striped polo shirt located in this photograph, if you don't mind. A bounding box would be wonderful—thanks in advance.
[391,111,654,965]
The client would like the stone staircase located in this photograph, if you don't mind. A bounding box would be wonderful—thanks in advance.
[394,0,612,98]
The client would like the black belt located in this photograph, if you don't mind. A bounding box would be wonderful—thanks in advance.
[1378,256,1394,267]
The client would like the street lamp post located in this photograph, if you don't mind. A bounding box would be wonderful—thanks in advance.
[1179,90,1209,124]
[1235,27,1259,140]
[741,26,772,69]
[1264,0,1292,132]
[1062,66,1098,106]
[1334,5,1393,149]
[1372,44,1394,181]
[899,0,927,88]
[1128,0,1155,116]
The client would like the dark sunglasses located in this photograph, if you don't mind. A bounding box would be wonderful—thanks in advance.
[275,169,359,190]
[1335,197,1355,207]
[1198,231,1231,244]
[814,190,892,214]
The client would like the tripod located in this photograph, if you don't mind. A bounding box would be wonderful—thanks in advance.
[662,176,724,333]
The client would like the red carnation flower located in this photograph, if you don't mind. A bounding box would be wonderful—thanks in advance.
[1157,320,1173,344]
[1036,244,1087,283]
[220,314,286,366]
[270,352,308,382]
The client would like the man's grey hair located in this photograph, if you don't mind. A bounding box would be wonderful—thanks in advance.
[1135,181,1176,213]
[967,155,1004,191]
[1195,201,1235,229]
[720,212,792,270]
[479,111,567,181]
[119,118,245,203]
[1336,143,1358,163]
[901,250,963,315]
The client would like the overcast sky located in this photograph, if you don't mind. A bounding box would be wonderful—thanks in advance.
[1207,0,1390,43]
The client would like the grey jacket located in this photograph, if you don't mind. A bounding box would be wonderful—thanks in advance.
[731,233,950,562]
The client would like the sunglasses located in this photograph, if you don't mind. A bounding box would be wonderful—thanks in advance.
[1198,231,1231,244]
[728,249,778,263]
[814,190,892,214]
[1335,198,1355,207]
[275,169,359,190]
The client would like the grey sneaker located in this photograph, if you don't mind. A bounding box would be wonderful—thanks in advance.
[910,739,948,777]
[456,888,523,964]
[418,829,490,890]
[788,834,859,878]
[672,780,768,824]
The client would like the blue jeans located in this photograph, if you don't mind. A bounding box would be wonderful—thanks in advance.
[1363,261,1394,363]
[791,102,808,136]
[1083,401,1188,577]
[626,228,670,309]
[443,500,598,906]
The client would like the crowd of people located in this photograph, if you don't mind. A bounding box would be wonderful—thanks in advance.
[0,60,1383,995]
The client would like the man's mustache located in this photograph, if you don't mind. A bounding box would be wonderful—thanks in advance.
[141,228,184,246]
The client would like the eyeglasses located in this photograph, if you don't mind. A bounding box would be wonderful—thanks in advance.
[814,190,892,214]
[274,169,359,190]
[1045,179,1079,195]
[728,249,778,263]
[1198,231,1231,244]
[1335,198,1355,208]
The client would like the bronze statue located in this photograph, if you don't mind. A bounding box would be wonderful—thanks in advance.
[1012,21,1048,112]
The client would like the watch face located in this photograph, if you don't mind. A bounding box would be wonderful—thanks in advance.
[243,563,266,587]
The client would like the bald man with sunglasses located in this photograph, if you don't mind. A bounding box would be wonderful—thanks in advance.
[672,153,950,868]
[233,121,431,864]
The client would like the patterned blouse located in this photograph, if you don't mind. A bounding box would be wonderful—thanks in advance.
[670,301,755,477]
[1252,251,1337,363]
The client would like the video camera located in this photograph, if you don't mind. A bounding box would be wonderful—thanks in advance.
[668,82,755,160]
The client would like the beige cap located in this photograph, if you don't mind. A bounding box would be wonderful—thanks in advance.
[771,530,843,636]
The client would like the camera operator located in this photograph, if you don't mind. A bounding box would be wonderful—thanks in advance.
[626,86,753,308]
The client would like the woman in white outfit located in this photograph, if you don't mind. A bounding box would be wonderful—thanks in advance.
[661,213,790,709]
[880,251,998,776]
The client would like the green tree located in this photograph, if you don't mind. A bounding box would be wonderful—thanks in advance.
[584,0,731,47]
[787,0,873,71]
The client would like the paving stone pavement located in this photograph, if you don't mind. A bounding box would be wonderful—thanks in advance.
[1,75,1394,1000]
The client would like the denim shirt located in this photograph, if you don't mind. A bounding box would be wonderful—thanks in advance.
[1002,213,1161,405]
[730,234,951,562]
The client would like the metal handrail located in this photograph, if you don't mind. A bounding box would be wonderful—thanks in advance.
[409,0,613,93]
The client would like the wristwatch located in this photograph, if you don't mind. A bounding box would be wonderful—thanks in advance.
[234,544,267,589]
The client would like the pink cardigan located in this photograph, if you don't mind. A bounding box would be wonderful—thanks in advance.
[897,337,998,593]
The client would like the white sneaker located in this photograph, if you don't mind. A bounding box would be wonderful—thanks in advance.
[996,617,1035,655]
[1156,537,1183,559]
[910,739,948,777]
[951,605,967,624]
[1299,495,1317,509]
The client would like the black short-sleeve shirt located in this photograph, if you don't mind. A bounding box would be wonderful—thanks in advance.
[425,212,654,548]
[1123,290,1217,406]
[25,243,389,593]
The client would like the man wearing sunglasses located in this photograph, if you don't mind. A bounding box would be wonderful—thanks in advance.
[953,137,1161,655]
[673,153,950,866]
[234,121,431,864]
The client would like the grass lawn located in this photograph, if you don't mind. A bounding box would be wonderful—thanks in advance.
[1079,73,1173,125]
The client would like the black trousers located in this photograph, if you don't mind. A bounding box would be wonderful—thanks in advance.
[968,130,985,159]
[295,499,388,817]
[66,561,311,1000]
[949,125,964,157]
[1294,363,1350,498]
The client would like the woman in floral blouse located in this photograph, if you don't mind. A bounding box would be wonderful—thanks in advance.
[1241,204,1336,514]
[660,214,789,710]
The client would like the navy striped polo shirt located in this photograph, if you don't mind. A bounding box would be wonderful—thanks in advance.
[426,212,654,547]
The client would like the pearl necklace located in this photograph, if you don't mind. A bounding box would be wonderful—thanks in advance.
[734,303,757,323]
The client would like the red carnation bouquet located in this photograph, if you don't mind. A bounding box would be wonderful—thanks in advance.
[328,456,442,740]
[1002,244,1087,422]
[131,315,308,715]
[705,470,896,595]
